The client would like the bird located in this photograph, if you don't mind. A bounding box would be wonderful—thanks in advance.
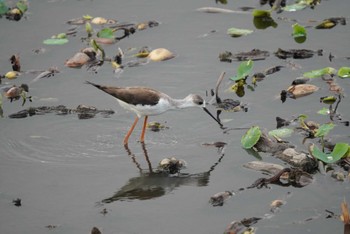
[85,81,221,145]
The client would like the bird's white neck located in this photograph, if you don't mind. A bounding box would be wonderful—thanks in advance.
[171,95,197,109]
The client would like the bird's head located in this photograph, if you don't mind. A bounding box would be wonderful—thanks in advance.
[185,94,222,127]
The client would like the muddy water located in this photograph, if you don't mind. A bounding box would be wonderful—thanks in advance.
[1,0,350,233]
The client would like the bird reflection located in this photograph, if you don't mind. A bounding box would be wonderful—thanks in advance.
[100,143,225,203]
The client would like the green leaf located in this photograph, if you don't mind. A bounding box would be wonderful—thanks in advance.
[16,0,28,13]
[292,23,306,41]
[253,15,278,29]
[282,3,307,12]
[303,67,336,78]
[85,22,93,35]
[227,27,253,37]
[90,39,105,60]
[83,14,93,20]
[252,9,271,17]
[338,67,350,78]
[56,33,67,39]
[241,126,261,149]
[292,23,307,37]
[314,122,335,138]
[292,23,307,43]
[317,107,330,115]
[43,38,69,45]
[97,28,114,39]
[268,128,294,138]
[311,143,349,163]
[0,0,8,15]
[230,60,254,81]
[320,96,336,105]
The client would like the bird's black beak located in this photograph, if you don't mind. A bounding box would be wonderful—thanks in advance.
[203,107,223,127]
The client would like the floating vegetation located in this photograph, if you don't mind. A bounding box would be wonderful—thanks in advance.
[274,48,323,59]
[227,27,253,37]
[282,0,320,12]
[3,84,31,106]
[0,0,28,21]
[148,48,175,61]
[209,191,233,206]
[219,49,270,62]
[310,142,349,164]
[1,1,350,233]
[12,198,21,207]
[65,50,94,68]
[158,157,187,174]
[146,121,168,132]
[8,105,114,119]
[230,60,254,81]
[285,84,319,99]
[4,70,20,80]
[292,23,307,43]
[241,126,262,149]
[224,219,258,234]
[315,17,346,29]
[43,33,69,45]
[303,67,336,78]
[10,54,21,72]
[337,67,350,78]
[252,9,278,29]
[196,7,247,14]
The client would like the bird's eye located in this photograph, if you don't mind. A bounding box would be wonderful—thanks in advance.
[198,101,203,105]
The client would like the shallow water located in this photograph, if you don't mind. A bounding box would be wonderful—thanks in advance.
[1,0,350,233]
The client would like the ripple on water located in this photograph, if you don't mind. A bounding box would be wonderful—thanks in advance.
[1,117,121,165]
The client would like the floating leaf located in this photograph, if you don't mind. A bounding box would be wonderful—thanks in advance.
[292,23,306,37]
[230,60,254,81]
[317,107,330,115]
[97,28,114,39]
[252,9,271,17]
[43,33,68,45]
[227,27,253,37]
[287,84,319,99]
[241,126,261,149]
[268,128,294,138]
[43,38,69,45]
[253,15,277,29]
[311,143,349,163]
[0,0,8,15]
[56,33,67,39]
[216,0,227,4]
[303,67,336,78]
[297,114,309,129]
[16,0,28,13]
[338,67,350,78]
[315,20,336,29]
[83,14,93,20]
[314,122,335,138]
[85,22,93,36]
[282,3,307,11]
[320,96,336,105]
[292,23,307,43]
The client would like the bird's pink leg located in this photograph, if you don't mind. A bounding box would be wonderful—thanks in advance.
[123,117,139,145]
[140,116,148,143]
